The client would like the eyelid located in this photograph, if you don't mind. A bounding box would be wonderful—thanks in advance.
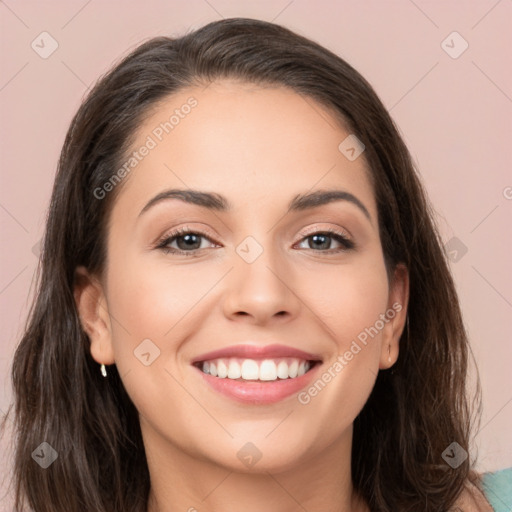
[297,224,352,240]
[155,225,219,248]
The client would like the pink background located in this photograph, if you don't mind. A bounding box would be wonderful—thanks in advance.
[1,0,511,508]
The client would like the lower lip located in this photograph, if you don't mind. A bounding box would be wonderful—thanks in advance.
[194,363,321,404]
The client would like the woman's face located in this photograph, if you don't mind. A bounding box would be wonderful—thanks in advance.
[81,80,408,473]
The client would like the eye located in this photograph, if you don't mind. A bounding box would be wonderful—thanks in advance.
[156,227,218,256]
[295,229,354,252]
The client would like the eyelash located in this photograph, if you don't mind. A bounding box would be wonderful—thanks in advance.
[155,226,355,257]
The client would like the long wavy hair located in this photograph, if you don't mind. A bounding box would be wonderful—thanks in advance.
[2,17,484,511]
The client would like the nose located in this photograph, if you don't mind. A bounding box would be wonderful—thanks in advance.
[222,242,301,325]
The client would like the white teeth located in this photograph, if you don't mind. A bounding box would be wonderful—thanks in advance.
[288,360,299,378]
[200,357,313,381]
[241,359,259,380]
[217,360,228,378]
[227,360,241,379]
[277,361,289,379]
[259,360,277,381]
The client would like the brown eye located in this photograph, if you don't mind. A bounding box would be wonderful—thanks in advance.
[157,228,218,256]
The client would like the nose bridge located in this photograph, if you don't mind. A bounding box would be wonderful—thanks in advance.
[222,232,299,322]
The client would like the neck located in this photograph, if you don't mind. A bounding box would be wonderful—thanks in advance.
[144,424,369,512]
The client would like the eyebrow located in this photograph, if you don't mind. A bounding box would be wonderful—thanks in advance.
[138,188,372,222]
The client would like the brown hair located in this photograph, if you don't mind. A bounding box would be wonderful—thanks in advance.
[2,17,483,511]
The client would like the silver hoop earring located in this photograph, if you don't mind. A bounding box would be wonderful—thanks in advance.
[100,364,107,377]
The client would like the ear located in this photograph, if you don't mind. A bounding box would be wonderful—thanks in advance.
[74,266,115,366]
[379,263,409,370]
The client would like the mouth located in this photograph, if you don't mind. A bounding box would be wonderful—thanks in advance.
[191,344,323,404]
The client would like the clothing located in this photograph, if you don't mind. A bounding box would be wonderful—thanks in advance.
[480,467,512,512]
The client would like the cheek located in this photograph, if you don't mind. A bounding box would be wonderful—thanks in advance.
[103,249,212,374]
[292,254,390,419]
[103,252,214,423]
[299,256,390,351]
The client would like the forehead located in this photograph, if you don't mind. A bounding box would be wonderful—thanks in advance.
[113,80,376,221]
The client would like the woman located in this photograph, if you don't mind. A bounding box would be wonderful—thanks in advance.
[2,17,498,511]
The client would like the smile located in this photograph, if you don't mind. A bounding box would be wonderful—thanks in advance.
[191,344,323,404]
[198,357,314,381]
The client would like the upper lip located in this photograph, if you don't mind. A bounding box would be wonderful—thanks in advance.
[191,344,323,364]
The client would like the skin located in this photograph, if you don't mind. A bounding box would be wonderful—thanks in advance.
[75,80,410,512]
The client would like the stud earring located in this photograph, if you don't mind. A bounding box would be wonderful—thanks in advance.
[100,364,107,377]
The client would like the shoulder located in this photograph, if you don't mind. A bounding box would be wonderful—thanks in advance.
[452,472,494,512]
[477,467,512,512]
